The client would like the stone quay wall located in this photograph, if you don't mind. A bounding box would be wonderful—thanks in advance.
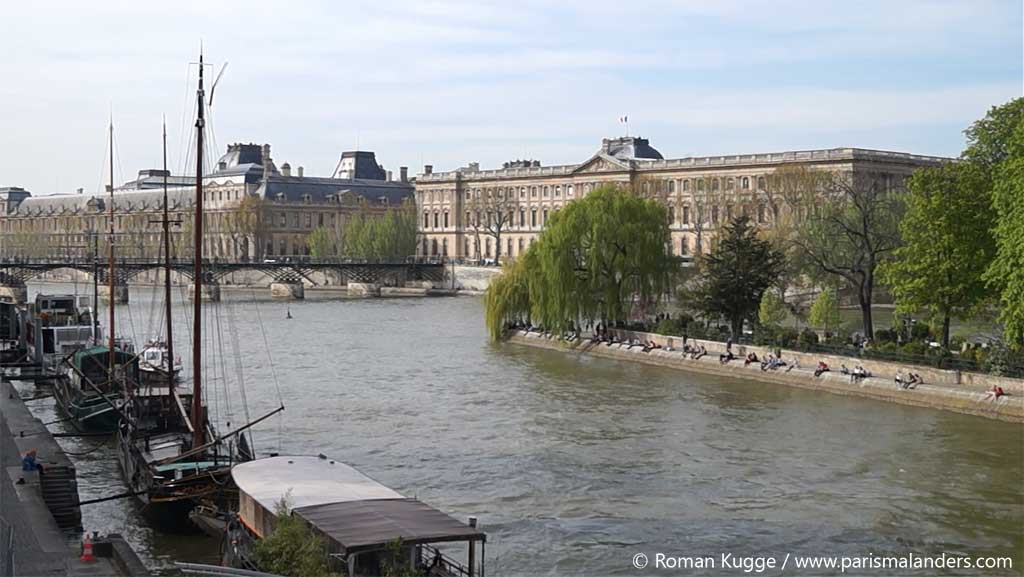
[507,331,1024,423]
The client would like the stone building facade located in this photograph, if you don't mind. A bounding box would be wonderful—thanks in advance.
[0,144,414,260]
[414,136,950,260]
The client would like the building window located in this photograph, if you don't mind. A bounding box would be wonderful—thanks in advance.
[424,212,430,229]
[433,212,439,228]
[280,240,287,255]
[683,180,690,192]
[531,209,537,227]
[305,213,312,228]
[318,213,324,227]
[518,238,524,254]
[506,238,512,257]
[712,206,719,223]
[681,237,688,254]
[531,186,537,197]
[757,204,766,223]
[279,213,286,227]
[712,178,720,191]
[266,242,273,255]
[444,212,449,228]
[697,179,705,192]
[741,177,750,189]
[542,208,548,225]
[668,180,676,193]
[554,186,561,197]
[293,213,300,227]
[567,184,573,196]
[727,178,734,190]
[726,204,733,220]
[442,239,448,256]
[682,205,690,225]
[668,206,675,223]
[485,238,491,258]
[642,182,649,193]
[772,204,780,221]
[520,187,526,198]
[542,186,549,197]
[465,211,471,226]
[758,176,766,190]
[519,209,525,227]
[464,238,470,256]
[431,239,438,256]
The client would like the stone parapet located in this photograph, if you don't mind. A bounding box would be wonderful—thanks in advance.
[507,331,1023,423]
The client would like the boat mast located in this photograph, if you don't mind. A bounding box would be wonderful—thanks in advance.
[162,120,175,403]
[191,52,206,446]
[107,121,116,380]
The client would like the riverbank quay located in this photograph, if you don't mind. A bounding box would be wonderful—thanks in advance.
[507,331,1024,422]
[1,379,151,576]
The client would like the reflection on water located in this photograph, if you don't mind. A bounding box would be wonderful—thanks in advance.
[17,283,1024,576]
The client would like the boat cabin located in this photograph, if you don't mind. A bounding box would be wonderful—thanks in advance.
[229,455,486,576]
[72,345,139,389]
[22,294,99,374]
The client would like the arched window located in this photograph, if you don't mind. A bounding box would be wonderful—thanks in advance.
[741,177,750,189]
[519,208,525,227]
[531,208,538,227]
[423,212,430,229]
[443,212,449,228]
[683,180,690,192]
[711,178,720,191]
[680,237,688,254]
[543,186,549,197]
[567,184,574,196]
[757,176,766,190]
[554,185,561,197]
[669,180,676,193]
[642,182,649,193]
[433,212,439,228]
[697,179,705,192]
[531,187,538,197]
[726,178,734,190]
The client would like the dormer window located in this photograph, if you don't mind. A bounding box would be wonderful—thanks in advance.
[277,192,286,202]
[302,194,312,204]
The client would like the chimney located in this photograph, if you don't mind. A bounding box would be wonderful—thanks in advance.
[400,166,408,182]
[297,166,304,178]
[281,163,291,177]
[424,164,433,175]
[387,170,393,181]
[77,187,84,195]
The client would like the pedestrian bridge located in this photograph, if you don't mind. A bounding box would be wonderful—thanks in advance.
[0,257,448,301]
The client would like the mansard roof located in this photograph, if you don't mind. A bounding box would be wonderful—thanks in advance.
[258,175,412,205]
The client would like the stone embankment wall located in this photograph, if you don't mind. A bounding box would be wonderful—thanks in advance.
[507,331,1023,422]
[446,265,503,292]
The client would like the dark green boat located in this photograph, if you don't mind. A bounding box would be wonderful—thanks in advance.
[55,345,135,432]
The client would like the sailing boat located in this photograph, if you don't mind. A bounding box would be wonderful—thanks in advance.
[53,122,132,432]
[117,53,281,531]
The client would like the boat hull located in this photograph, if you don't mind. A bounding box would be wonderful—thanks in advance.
[53,377,124,433]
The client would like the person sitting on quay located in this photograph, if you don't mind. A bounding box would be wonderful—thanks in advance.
[905,373,922,389]
[983,385,1007,401]
[814,361,830,377]
[786,359,799,372]
[840,364,850,376]
[21,449,43,474]
[851,365,870,383]
[719,350,736,364]
[693,345,707,360]
[744,352,760,366]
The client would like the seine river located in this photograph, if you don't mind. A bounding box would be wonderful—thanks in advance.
[19,284,1024,576]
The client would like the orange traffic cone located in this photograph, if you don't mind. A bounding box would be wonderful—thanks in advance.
[80,534,96,563]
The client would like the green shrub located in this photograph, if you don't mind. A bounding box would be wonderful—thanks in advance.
[798,328,819,347]
[910,322,931,341]
[254,499,344,577]
[777,327,800,348]
[874,328,896,343]
[901,341,928,356]
[654,318,685,336]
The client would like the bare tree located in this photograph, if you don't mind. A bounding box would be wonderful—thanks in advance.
[780,166,904,338]
[466,186,520,261]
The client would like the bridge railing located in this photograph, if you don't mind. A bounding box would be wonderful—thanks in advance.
[0,256,447,267]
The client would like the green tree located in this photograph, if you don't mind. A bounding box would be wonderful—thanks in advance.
[880,162,995,348]
[696,216,785,337]
[307,226,334,258]
[254,499,343,577]
[758,289,788,328]
[808,289,841,332]
[984,112,1024,348]
[484,185,676,339]
[963,98,1024,169]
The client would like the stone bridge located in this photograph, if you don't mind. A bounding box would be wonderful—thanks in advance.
[0,257,448,302]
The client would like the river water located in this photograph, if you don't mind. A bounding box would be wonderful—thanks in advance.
[18,283,1024,576]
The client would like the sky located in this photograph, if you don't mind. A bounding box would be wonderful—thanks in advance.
[1,0,1021,195]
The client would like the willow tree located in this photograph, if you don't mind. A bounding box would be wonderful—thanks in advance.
[485,185,675,339]
[484,247,535,340]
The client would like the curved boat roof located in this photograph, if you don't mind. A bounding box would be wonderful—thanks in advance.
[231,455,403,511]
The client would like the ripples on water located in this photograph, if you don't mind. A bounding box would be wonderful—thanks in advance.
[18,284,1024,576]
